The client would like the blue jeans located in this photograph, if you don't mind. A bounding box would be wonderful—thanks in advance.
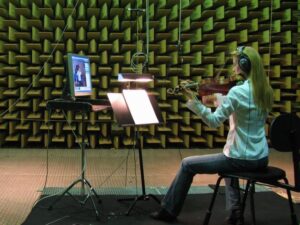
[161,153,268,216]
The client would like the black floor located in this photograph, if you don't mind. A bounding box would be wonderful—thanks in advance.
[22,192,300,225]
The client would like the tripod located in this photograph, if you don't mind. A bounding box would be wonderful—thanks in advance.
[46,100,102,220]
[118,127,160,215]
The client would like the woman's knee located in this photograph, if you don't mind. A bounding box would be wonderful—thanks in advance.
[181,157,194,173]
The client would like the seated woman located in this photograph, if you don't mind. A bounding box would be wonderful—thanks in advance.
[150,46,274,225]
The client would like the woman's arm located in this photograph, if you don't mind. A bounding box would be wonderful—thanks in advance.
[184,89,237,128]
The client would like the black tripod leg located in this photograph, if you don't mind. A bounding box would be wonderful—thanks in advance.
[125,195,144,216]
[84,185,101,221]
[122,194,160,216]
[48,179,81,210]
[90,198,100,221]
[119,129,161,216]
[84,179,102,203]
[147,194,161,204]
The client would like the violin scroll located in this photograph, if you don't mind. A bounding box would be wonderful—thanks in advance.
[167,81,199,95]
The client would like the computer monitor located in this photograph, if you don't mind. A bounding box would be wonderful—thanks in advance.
[66,53,93,98]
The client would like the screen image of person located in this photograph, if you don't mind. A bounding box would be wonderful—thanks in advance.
[73,63,87,87]
[150,46,274,225]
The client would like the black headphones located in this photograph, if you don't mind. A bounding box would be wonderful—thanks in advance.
[237,46,251,74]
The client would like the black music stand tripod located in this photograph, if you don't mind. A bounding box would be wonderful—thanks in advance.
[46,100,103,220]
[119,127,161,215]
[107,90,164,215]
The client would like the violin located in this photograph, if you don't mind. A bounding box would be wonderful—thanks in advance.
[197,77,237,97]
[167,74,244,97]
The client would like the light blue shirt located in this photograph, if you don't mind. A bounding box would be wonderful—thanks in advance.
[186,80,269,160]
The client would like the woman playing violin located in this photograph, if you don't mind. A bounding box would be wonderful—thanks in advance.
[150,46,273,225]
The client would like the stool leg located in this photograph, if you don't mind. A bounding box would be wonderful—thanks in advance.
[203,176,223,225]
[283,178,298,225]
[249,182,256,225]
[240,180,251,224]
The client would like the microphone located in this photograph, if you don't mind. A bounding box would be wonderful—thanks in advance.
[128,8,146,12]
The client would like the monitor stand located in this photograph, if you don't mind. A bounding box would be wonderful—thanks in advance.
[46,99,110,220]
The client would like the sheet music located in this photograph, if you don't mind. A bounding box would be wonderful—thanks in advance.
[107,93,135,126]
[122,90,159,125]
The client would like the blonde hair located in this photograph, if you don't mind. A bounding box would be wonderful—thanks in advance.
[234,46,273,113]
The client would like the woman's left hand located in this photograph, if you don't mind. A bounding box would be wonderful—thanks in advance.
[182,87,197,100]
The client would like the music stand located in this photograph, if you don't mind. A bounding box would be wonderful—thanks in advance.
[107,89,164,215]
[46,99,110,220]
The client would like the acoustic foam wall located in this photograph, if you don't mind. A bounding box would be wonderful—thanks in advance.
[0,0,299,149]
